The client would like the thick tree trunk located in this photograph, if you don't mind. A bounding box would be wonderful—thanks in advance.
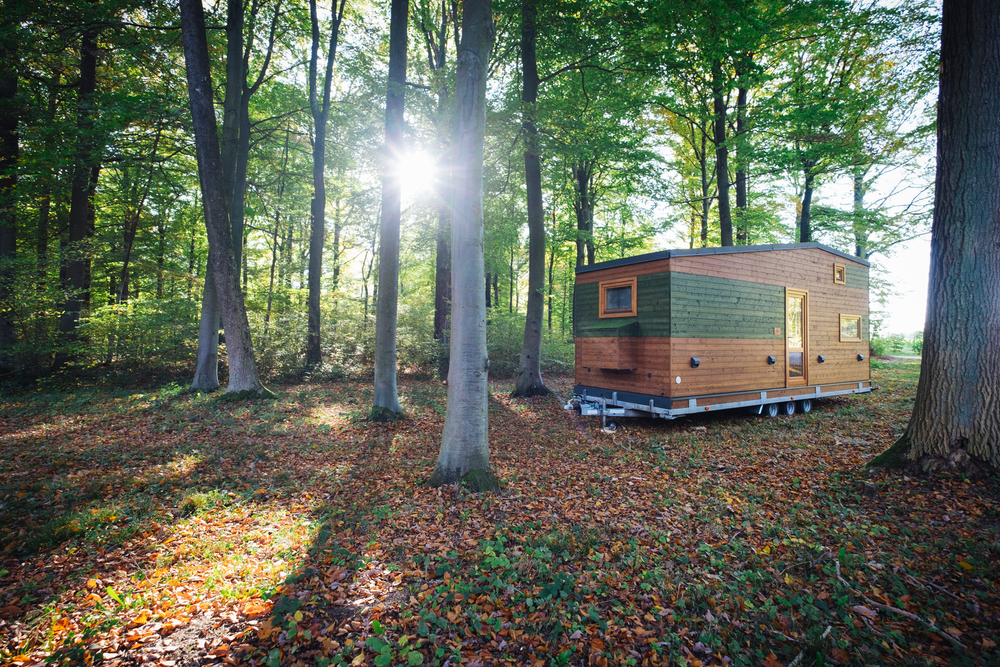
[180,0,266,395]
[192,0,242,387]
[372,0,408,420]
[711,59,733,247]
[513,0,547,398]
[429,0,497,491]
[0,28,17,370]
[573,161,595,266]
[873,0,1000,473]
[55,27,100,367]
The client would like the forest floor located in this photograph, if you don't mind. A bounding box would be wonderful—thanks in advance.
[1,359,998,667]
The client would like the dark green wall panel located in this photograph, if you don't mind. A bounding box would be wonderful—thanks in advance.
[576,271,784,339]
[845,265,869,290]
[670,273,783,339]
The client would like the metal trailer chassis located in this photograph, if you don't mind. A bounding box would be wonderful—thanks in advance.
[572,382,872,429]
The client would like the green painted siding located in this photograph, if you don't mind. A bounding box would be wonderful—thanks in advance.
[575,273,670,337]
[845,264,869,290]
[576,271,783,339]
[670,273,784,339]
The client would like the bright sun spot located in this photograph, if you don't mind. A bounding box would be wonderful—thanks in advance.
[396,150,438,201]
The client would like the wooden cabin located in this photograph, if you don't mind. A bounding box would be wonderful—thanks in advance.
[573,243,871,419]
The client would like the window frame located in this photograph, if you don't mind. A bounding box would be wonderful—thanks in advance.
[834,263,847,285]
[598,276,638,318]
[839,314,862,342]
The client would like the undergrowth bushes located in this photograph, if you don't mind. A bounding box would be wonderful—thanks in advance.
[7,295,575,387]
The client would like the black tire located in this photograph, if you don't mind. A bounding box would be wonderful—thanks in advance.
[783,401,796,416]
[604,420,618,432]
[798,398,812,413]
[765,403,780,418]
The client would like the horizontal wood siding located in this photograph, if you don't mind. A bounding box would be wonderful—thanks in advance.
[845,264,869,290]
[576,273,670,338]
[670,273,783,339]
[574,246,870,394]
[576,337,670,396]
[576,258,672,285]
[670,248,869,386]
[668,338,786,397]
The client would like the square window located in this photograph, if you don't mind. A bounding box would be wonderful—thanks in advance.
[840,314,862,342]
[599,277,637,318]
[834,263,847,285]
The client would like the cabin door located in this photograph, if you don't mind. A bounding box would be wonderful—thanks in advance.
[786,289,808,387]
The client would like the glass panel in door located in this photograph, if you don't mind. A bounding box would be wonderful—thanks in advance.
[786,289,807,386]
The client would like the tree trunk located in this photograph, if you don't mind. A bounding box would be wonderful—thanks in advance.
[428,0,497,491]
[699,128,710,247]
[735,85,748,244]
[872,0,1000,473]
[573,161,595,266]
[192,0,243,387]
[711,59,733,246]
[513,0,548,398]
[179,0,267,395]
[372,0,408,420]
[54,26,100,368]
[799,166,815,242]
[306,0,347,366]
[0,27,17,370]
[852,169,869,260]
[547,211,555,331]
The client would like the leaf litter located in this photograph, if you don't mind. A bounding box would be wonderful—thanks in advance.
[0,360,998,666]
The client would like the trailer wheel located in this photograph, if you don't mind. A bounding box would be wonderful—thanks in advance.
[764,403,780,418]
[798,398,812,413]
[604,420,618,432]
[783,401,796,416]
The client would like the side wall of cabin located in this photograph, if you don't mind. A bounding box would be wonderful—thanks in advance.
[575,247,869,399]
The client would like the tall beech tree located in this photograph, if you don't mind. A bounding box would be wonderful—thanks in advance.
[53,19,101,369]
[372,0,408,420]
[428,0,498,491]
[511,0,547,397]
[0,11,18,370]
[179,0,267,395]
[871,0,999,473]
[192,0,285,389]
[306,0,347,366]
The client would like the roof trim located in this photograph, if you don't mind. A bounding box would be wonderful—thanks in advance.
[574,242,870,275]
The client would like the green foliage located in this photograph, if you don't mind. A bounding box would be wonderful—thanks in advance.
[78,298,199,375]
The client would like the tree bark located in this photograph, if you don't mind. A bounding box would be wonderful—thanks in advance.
[872,0,1000,473]
[54,26,100,368]
[852,168,869,260]
[735,85,748,244]
[799,166,815,242]
[711,59,733,246]
[512,0,548,398]
[179,0,267,395]
[429,0,497,491]
[306,0,347,366]
[573,161,595,266]
[0,25,18,371]
[372,0,408,420]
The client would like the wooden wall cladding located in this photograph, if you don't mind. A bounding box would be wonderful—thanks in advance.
[670,273,783,339]
[668,338,786,397]
[576,337,671,396]
[576,258,672,285]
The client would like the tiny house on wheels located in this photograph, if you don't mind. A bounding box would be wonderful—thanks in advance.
[572,243,871,426]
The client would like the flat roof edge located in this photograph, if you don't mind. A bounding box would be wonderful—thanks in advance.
[574,242,870,274]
